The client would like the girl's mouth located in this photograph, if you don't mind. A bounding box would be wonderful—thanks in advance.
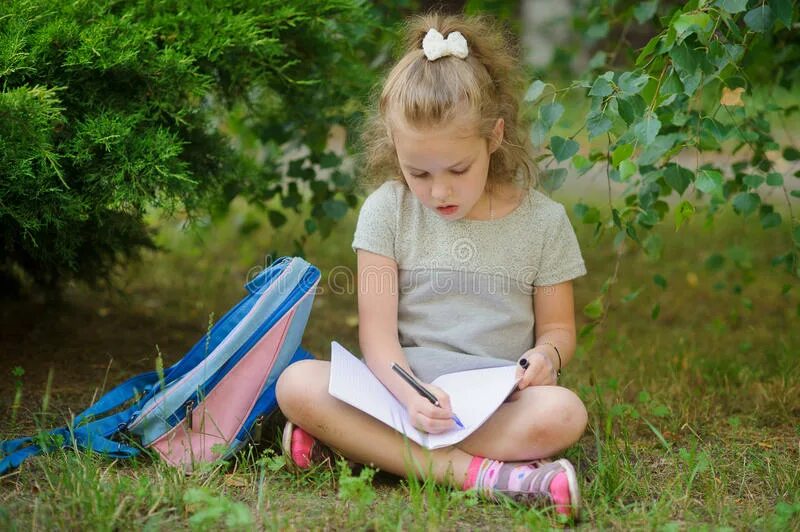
[436,205,458,215]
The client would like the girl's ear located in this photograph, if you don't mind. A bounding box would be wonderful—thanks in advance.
[489,118,505,153]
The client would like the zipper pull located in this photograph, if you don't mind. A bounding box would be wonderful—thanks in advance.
[185,400,194,430]
[253,415,264,443]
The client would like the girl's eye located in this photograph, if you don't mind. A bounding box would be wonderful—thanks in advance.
[410,172,429,178]
[452,166,470,175]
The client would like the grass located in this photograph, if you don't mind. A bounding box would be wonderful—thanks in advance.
[1,192,798,530]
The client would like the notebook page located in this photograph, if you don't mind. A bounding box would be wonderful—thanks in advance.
[425,365,519,449]
[328,342,427,447]
[328,342,519,450]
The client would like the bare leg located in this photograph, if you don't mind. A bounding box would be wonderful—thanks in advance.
[276,360,588,484]
[276,360,474,488]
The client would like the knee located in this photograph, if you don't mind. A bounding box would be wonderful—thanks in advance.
[276,359,326,419]
[530,387,588,449]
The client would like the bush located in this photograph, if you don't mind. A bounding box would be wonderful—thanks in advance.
[0,0,382,293]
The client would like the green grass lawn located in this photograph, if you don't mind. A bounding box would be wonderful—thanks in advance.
[1,193,798,530]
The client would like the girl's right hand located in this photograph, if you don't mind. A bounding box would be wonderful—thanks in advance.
[404,384,456,434]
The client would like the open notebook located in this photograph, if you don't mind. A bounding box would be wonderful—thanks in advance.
[328,341,519,450]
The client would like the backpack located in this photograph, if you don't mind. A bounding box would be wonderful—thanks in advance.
[0,256,319,474]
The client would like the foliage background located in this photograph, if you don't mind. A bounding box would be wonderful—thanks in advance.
[0,0,798,528]
[1,0,391,293]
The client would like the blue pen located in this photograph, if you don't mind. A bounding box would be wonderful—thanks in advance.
[391,363,465,429]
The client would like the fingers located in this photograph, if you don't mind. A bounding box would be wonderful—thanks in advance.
[426,385,453,413]
[408,386,456,434]
[518,352,558,387]
[413,412,455,434]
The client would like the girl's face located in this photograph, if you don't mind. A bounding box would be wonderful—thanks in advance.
[391,113,504,220]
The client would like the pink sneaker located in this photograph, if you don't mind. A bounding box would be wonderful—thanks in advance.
[464,456,580,518]
[281,420,337,470]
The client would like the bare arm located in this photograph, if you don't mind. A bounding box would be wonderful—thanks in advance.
[517,280,579,388]
[532,280,578,369]
[356,249,419,405]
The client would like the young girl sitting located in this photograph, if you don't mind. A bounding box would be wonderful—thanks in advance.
[276,13,589,517]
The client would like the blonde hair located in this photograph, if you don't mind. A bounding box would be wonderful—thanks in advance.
[359,13,537,190]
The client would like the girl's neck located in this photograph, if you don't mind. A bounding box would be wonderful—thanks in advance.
[465,182,524,221]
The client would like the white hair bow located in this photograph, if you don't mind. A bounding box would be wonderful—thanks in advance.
[422,28,469,61]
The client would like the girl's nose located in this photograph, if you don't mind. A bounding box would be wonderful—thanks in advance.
[431,178,452,202]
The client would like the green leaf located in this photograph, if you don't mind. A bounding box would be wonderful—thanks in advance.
[639,134,681,165]
[632,114,661,145]
[587,21,610,40]
[669,42,697,75]
[744,6,774,32]
[530,121,549,147]
[612,144,634,166]
[267,209,287,228]
[636,35,661,66]
[714,0,748,14]
[583,296,604,319]
[701,117,731,143]
[622,287,644,303]
[695,169,723,195]
[665,164,693,195]
[675,199,695,229]
[643,233,663,259]
[588,51,607,69]
[617,98,636,125]
[572,154,593,173]
[659,71,684,97]
[589,77,613,97]
[540,102,564,128]
[587,112,613,139]
[319,152,340,169]
[766,173,784,186]
[619,160,637,180]
[705,254,725,271]
[550,136,579,162]
[653,273,668,289]
[542,168,568,193]
[784,147,800,161]
[743,174,764,189]
[322,199,348,220]
[618,71,649,95]
[732,192,760,216]
[524,80,545,102]
[760,211,782,229]
[574,203,601,224]
[304,218,317,234]
[634,0,659,23]
[792,190,800,199]
[651,302,661,320]
[673,13,714,44]
[772,0,794,28]
[794,226,800,246]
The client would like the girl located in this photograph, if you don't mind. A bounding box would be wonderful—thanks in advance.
[276,13,588,517]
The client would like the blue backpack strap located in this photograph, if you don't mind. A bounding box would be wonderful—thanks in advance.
[1,436,34,455]
[0,417,142,475]
[73,371,159,426]
[72,431,140,458]
[0,373,153,474]
[0,443,44,473]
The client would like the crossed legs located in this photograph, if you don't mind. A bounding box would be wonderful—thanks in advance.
[276,359,588,487]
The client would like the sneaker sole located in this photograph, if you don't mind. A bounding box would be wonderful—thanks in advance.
[555,458,581,518]
[281,420,298,468]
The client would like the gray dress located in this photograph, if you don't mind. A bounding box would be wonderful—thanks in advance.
[351,180,588,383]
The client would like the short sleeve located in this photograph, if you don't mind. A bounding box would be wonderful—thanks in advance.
[351,182,398,260]
[534,204,588,286]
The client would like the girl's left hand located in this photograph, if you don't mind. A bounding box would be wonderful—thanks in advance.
[515,349,557,389]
